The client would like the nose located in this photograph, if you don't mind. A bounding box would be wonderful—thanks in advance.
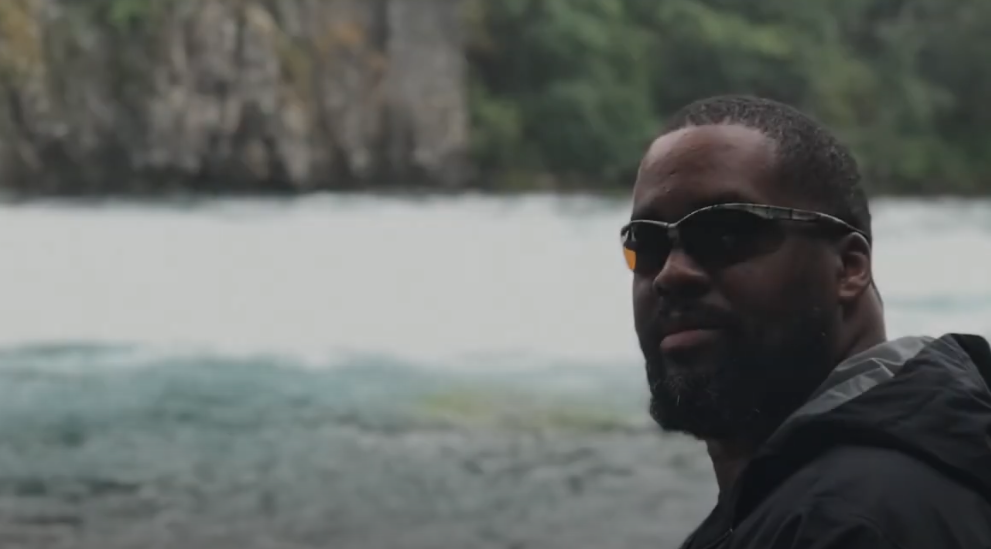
[652,247,711,299]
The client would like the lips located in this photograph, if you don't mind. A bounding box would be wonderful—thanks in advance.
[660,328,723,354]
[657,315,729,354]
[659,316,726,338]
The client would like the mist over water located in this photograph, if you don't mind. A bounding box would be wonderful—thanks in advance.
[0,194,987,548]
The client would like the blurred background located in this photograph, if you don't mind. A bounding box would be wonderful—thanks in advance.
[0,0,989,547]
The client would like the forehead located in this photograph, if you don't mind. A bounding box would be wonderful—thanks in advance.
[631,124,780,220]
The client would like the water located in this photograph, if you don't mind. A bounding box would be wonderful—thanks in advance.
[0,194,987,548]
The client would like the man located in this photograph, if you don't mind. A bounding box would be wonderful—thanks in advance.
[622,95,991,548]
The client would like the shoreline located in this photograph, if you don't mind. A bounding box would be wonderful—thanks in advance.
[1,186,990,207]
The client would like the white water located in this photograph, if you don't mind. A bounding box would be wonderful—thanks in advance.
[0,194,987,369]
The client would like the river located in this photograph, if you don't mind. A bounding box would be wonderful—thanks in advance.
[0,194,986,548]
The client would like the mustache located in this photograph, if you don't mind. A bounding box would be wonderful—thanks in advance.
[654,302,738,337]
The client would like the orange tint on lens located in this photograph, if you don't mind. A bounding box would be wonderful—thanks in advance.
[623,247,636,271]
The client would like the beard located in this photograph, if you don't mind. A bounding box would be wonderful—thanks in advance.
[645,307,835,442]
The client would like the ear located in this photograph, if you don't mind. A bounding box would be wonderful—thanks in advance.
[835,232,873,304]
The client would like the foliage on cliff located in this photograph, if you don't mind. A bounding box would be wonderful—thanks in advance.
[466,0,991,195]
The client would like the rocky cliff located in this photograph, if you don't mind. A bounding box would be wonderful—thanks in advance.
[0,0,469,195]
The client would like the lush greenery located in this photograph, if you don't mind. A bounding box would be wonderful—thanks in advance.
[466,0,991,195]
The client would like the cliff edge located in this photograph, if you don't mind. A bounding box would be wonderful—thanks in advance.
[0,0,470,195]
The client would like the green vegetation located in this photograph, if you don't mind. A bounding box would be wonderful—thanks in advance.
[466,0,991,195]
[0,0,43,84]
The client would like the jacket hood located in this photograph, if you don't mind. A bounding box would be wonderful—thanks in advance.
[730,333,991,524]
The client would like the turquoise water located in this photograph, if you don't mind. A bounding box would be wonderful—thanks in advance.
[0,195,987,548]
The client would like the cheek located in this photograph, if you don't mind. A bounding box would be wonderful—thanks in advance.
[718,247,834,327]
[631,277,657,330]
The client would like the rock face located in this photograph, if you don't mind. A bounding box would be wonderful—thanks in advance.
[0,0,470,194]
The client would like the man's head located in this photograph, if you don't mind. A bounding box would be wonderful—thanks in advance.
[626,95,878,442]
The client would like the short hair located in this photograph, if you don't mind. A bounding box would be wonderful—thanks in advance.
[661,95,872,243]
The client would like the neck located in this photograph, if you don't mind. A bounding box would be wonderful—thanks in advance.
[841,291,888,361]
[706,439,754,493]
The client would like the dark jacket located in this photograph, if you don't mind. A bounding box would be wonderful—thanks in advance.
[680,333,991,549]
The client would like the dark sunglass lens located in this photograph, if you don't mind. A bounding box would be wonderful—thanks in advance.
[682,209,780,265]
[623,223,673,274]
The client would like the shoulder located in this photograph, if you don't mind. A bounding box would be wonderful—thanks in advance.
[735,445,991,548]
[784,445,982,512]
[729,502,898,549]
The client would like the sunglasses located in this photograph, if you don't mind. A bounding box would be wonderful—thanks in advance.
[620,203,867,273]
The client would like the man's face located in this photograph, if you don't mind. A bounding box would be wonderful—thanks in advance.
[630,125,843,441]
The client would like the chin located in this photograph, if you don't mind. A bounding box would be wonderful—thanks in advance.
[643,312,837,440]
[646,345,722,392]
[645,355,763,440]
